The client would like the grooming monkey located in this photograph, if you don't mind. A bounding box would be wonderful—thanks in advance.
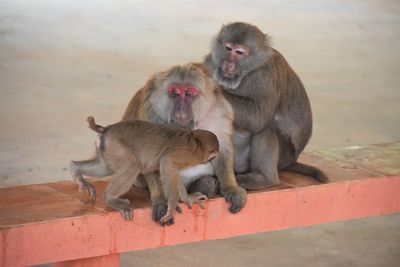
[70,116,219,225]
[122,63,246,221]
[204,22,328,189]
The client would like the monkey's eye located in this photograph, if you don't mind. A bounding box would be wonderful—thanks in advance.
[185,91,193,97]
[172,90,181,97]
[225,45,232,51]
[235,50,244,55]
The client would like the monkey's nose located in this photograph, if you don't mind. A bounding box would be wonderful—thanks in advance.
[223,61,236,76]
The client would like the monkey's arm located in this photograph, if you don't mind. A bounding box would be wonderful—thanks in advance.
[212,144,247,213]
[159,156,181,225]
[222,88,279,133]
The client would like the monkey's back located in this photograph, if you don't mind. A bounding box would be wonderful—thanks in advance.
[100,120,202,173]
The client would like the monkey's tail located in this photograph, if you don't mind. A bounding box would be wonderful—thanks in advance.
[87,116,105,134]
[284,162,329,183]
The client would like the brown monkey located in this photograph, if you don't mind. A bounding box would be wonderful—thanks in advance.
[70,116,219,225]
[204,22,328,189]
[122,63,246,220]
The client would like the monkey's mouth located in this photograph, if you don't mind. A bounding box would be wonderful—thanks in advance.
[220,67,238,78]
[218,67,239,80]
[214,68,242,90]
[171,118,195,129]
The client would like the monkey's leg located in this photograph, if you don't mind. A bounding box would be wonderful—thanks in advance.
[104,166,140,221]
[70,157,112,198]
[159,178,179,226]
[145,172,183,223]
[236,129,280,190]
[143,172,173,223]
[159,157,189,226]
[214,152,247,213]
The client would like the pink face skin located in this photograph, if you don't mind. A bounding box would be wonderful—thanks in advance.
[167,84,200,127]
[222,42,250,77]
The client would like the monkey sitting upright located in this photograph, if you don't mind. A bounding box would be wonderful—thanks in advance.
[70,116,219,225]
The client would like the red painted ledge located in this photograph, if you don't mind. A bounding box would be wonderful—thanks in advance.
[0,142,399,267]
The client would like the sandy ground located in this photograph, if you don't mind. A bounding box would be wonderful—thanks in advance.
[0,0,399,266]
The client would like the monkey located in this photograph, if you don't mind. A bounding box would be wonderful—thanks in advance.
[203,22,328,190]
[70,116,219,225]
[121,63,247,221]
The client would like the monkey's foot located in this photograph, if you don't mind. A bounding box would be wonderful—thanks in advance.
[220,185,247,213]
[78,180,96,199]
[152,199,182,223]
[236,173,279,190]
[183,192,208,209]
[187,175,219,197]
[107,198,133,221]
[160,212,175,226]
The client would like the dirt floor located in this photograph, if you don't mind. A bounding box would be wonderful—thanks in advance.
[1,0,399,266]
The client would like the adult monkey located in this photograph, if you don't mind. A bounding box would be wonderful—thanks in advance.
[122,63,246,221]
[204,22,328,189]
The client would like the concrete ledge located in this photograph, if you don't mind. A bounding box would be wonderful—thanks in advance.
[0,142,399,266]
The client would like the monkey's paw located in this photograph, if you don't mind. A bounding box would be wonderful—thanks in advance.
[79,180,96,199]
[152,200,182,224]
[107,198,133,221]
[220,185,247,213]
[160,213,175,226]
[183,192,208,209]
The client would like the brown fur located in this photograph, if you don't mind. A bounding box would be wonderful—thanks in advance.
[121,63,246,220]
[70,117,218,225]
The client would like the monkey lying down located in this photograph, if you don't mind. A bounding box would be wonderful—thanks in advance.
[70,116,219,225]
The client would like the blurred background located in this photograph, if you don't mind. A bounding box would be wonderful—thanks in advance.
[1,0,399,187]
[1,1,399,266]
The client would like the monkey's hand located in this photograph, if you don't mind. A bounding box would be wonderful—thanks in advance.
[78,179,96,199]
[152,198,183,223]
[182,192,208,209]
[160,212,174,226]
[106,198,133,221]
[220,185,247,213]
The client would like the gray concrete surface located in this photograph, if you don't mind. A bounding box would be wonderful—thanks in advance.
[1,0,399,266]
[122,214,400,267]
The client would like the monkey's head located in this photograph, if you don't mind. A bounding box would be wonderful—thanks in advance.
[211,22,271,90]
[149,63,217,129]
[192,129,219,162]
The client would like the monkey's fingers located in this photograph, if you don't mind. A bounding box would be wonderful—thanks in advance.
[196,201,205,209]
[184,201,193,209]
[79,180,96,199]
[160,214,175,226]
[176,205,183,214]
[221,186,247,214]
[119,208,133,221]
[192,193,208,209]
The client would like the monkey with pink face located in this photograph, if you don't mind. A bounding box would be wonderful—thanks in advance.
[204,22,328,189]
[121,63,247,222]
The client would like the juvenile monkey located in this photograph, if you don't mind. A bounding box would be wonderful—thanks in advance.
[70,116,219,225]
[204,22,328,189]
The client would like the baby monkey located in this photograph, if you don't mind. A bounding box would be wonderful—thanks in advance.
[70,116,219,225]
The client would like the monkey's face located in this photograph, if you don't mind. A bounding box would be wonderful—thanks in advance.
[212,41,250,90]
[167,83,200,127]
[149,64,215,128]
[211,22,271,90]
[221,42,250,78]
